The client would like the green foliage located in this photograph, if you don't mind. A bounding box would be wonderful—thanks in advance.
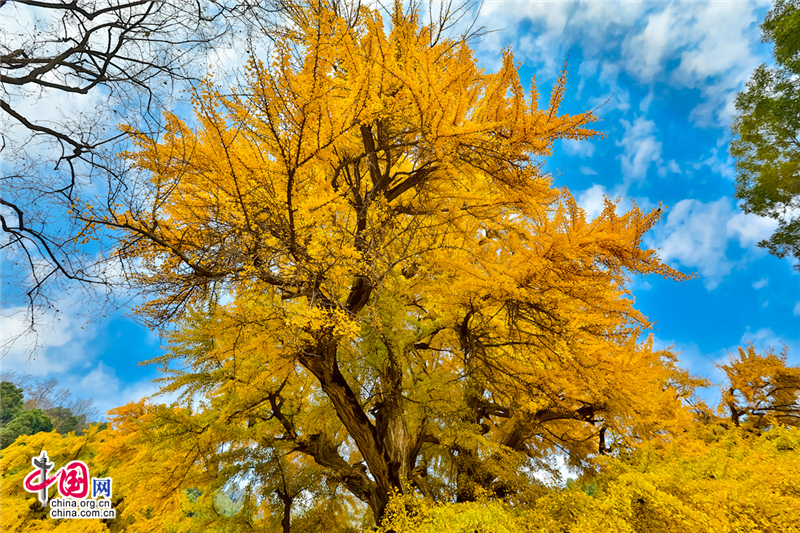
[0,409,54,449]
[730,0,800,269]
[0,382,24,424]
[181,487,242,520]
[213,491,243,517]
[763,0,800,70]
[185,487,203,503]
[44,406,88,436]
[565,477,599,497]
[0,377,95,449]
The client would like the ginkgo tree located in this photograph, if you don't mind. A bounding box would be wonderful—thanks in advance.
[75,0,697,524]
[719,344,800,430]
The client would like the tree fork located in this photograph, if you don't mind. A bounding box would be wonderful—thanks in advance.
[298,342,397,520]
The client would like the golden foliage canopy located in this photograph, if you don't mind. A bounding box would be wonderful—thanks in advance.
[77,1,695,524]
[719,344,800,430]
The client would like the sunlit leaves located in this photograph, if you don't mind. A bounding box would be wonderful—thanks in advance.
[718,344,800,430]
[97,0,698,525]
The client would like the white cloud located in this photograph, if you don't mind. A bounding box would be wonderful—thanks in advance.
[579,166,598,175]
[646,197,776,289]
[561,139,595,158]
[66,362,180,419]
[483,1,580,74]
[100,379,165,419]
[639,90,655,114]
[476,1,769,127]
[576,58,599,96]
[752,278,768,289]
[739,327,798,355]
[74,363,122,417]
[727,210,779,248]
[616,116,662,185]
[574,184,656,224]
[692,147,737,181]
[673,3,764,126]
[649,198,732,288]
[576,184,608,220]
[1,300,98,375]
[588,61,631,115]
[622,5,684,83]
[658,159,681,178]
[794,302,800,317]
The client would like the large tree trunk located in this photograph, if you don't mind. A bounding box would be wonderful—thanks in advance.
[299,341,395,521]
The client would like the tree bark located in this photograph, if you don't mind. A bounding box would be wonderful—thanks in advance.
[275,488,292,533]
[298,341,394,521]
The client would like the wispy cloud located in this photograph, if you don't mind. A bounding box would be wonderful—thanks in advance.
[692,147,737,182]
[739,327,799,355]
[76,363,177,419]
[621,4,683,83]
[646,197,777,289]
[1,298,99,376]
[476,0,768,126]
[616,116,662,186]
[561,139,595,158]
[576,183,608,220]
[727,208,779,248]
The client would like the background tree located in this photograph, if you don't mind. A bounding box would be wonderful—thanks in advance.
[0,371,98,420]
[718,344,800,431]
[43,406,88,436]
[730,0,800,270]
[0,381,24,424]
[0,407,53,448]
[0,374,100,448]
[78,1,698,524]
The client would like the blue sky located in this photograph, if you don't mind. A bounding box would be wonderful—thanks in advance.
[2,0,798,417]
